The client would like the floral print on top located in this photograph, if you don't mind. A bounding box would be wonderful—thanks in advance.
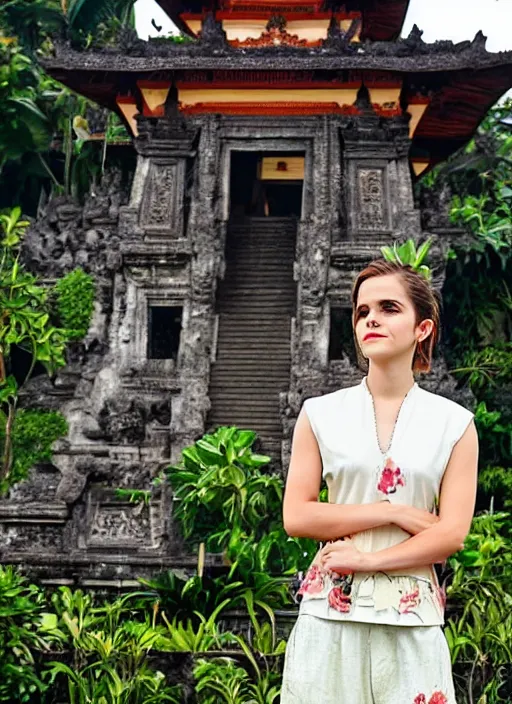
[296,554,452,624]
[298,563,354,615]
[297,377,475,627]
[398,585,421,614]
[377,457,406,495]
[414,692,448,704]
[297,560,428,619]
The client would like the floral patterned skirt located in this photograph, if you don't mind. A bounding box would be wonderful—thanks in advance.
[280,614,457,704]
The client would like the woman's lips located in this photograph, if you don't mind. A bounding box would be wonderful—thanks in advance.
[363,334,386,341]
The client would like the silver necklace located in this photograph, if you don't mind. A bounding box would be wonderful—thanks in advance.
[365,379,416,460]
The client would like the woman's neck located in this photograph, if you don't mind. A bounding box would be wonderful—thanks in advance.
[365,365,415,400]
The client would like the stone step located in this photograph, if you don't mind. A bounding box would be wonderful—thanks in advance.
[208,420,282,431]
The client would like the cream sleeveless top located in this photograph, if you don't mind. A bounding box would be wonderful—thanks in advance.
[297,376,474,627]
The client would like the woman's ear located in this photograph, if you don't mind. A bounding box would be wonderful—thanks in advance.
[417,319,434,342]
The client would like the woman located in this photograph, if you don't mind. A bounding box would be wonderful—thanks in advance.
[281,259,479,704]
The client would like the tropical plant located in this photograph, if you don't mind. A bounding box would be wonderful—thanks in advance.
[0,0,64,54]
[53,267,95,340]
[380,237,433,281]
[65,0,138,49]
[232,633,282,702]
[160,425,318,580]
[450,187,512,268]
[0,37,128,212]
[0,566,57,703]
[0,408,68,495]
[46,587,185,703]
[444,512,512,703]
[194,648,282,704]
[159,604,238,653]
[0,207,70,488]
[0,43,53,181]
[194,657,254,704]
[472,402,511,475]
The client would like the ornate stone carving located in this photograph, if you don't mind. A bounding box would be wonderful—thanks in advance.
[322,16,361,53]
[357,169,386,231]
[140,162,179,234]
[48,24,503,64]
[196,12,229,54]
[87,500,151,547]
[232,15,321,48]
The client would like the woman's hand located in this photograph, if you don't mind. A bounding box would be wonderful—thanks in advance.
[391,505,440,536]
[318,538,369,575]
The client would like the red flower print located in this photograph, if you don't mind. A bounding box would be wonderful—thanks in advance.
[414,696,426,704]
[377,458,405,495]
[434,583,447,612]
[297,565,325,597]
[399,585,421,614]
[327,586,352,613]
[428,693,448,704]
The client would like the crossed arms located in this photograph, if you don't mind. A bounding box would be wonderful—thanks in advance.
[282,406,479,572]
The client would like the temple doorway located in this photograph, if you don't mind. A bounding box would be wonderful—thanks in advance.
[229,151,304,218]
[207,149,301,460]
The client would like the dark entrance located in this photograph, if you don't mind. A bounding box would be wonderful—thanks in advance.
[229,151,304,218]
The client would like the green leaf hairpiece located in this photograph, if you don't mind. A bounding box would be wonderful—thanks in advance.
[380,237,433,282]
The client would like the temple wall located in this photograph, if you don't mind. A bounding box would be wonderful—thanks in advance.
[0,106,471,583]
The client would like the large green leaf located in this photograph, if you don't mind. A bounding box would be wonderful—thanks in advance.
[67,0,136,31]
[6,97,51,152]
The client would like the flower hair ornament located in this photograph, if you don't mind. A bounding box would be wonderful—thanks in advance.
[380,237,433,283]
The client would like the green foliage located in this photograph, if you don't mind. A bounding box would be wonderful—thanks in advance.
[0,0,64,54]
[158,605,238,653]
[138,568,291,631]
[0,566,50,702]
[194,653,281,704]
[450,187,512,268]
[46,587,185,703]
[445,512,512,703]
[451,343,512,392]
[473,402,511,470]
[0,207,71,490]
[161,425,318,580]
[0,31,130,213]
[53,267,95,340]
[0,43,52,174]
[0,208,69,375]
[150,32,194,45]
[0,408,68,494]
[479,467,512,510]
[67,0,137,34]
[380,237,433,281]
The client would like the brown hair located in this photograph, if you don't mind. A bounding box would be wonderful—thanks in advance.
[351,259,440,373]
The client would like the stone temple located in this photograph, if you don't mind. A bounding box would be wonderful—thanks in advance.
[1,0,511,584]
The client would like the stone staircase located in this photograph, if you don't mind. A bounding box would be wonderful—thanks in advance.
[207,217,297,464]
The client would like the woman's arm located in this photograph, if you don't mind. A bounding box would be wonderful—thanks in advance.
[359,421,478,572]
[283,406,398,540]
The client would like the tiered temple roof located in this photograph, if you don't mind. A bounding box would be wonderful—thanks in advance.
[43,0,512,174]
[157,0,411,41]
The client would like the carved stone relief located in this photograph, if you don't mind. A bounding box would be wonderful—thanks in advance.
[87,500,151,548]
[357,168,387,231]
[140,161,185,237]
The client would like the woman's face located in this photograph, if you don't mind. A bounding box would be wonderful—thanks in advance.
[354,273,428,364]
